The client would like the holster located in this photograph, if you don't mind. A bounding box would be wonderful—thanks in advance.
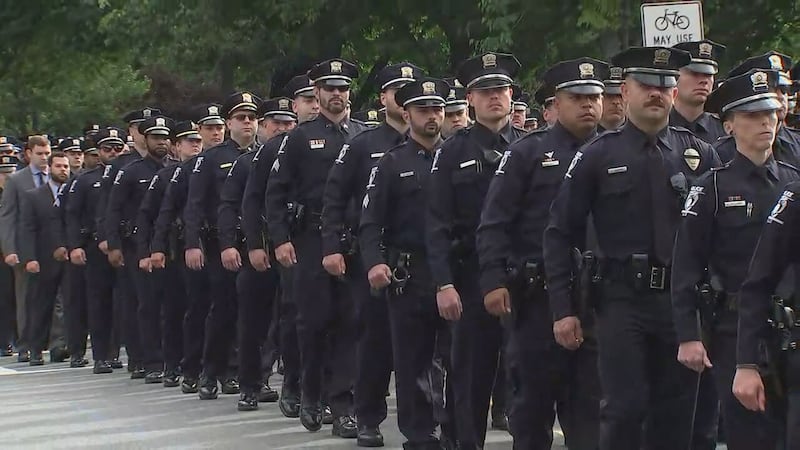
[387,249,412,296]
[577,250,600,313]
[119,221,135,239]
[287,202,306,235]
[168,221,184,262]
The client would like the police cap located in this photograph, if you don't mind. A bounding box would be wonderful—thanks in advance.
[611,46,692,88]
[603,66,625,95]
[543,57,609,96]
[123,107,162,125]
[0,154,17,173]
[394,78,449,108]
[172,121,202,141]
[284,74,315,98]
[376,62,425,90]
[673,39,726,75]
[258,97,297,122]
[308,59,359,87]
[94,127,127,146]
[457,52,520,90]
[193,103,225,126]
[705,69,781,117]
[351,109,382,126]
[728,51,793,87]
[138,116,175,136]
[222,92,261,118]
[58,137,82,152]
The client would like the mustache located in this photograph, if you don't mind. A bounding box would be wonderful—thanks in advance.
[644,98,665,107]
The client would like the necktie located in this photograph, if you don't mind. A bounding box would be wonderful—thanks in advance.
[35,172,44,188]
[647,140,676,265]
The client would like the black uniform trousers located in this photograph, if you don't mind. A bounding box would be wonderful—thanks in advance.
[84,243,115,362]
[180,258,210,379]
[450,256,503,448]
[692,359,719,449]
[25,261,64,353]
[595,282,696,450]
[115,243,143,367]
[278,265,300,388]
[491,349,508,420]
[122,239,162,372]
[505,285,600,450]
[237,254,279,393]
[709,309,783,450]
[292,224,356,417]
[200,236,238,381]
[354,255,394,429]
[153,257,187,373]
[64,263,88,359]
[787,351,800,449]
[386,256,447,449]
[0,263,15,348]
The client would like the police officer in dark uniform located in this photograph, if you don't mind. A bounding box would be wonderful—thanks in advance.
[150,124,208,394]
[241,130,299,416]
[670,40,727,144]
[360,77,450,450]
[106,116,174,384]
[137,121,201,387]
[511,88,529,129]
[266,58,365,436]
[535,84,557,128]
[599,67,626,132]
[69,129,123,373]
[225,97,295,411]
[442,79,470,139]
[478,57,608,450]
[185,92,261,400]
[716,52,800,165]
[351,109,381,127]
[672,68,797,450]
[425,52,526,449]
[322,62,424,445]
[733,175,800,450]
[283,74,321,123]
[543,46,721,450]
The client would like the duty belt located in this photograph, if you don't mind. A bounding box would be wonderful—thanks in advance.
[600,255,670,291]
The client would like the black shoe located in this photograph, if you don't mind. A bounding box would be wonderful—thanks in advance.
[181,377,198,394]
[491,414,509,431]
[279,388,301,418]
[145,371,164,384]
[69,357,87,368]
[257,383,279,402]
[300,405,323,432]
[29,351,44,366]
[17,350,30,363]
[130,367,146,379]
[163,371,180,387]
[356,425,384,447]
[0,345,12,357]
[237,392,259,411]
[49,348,69,363]
[198,378,219,400]
[331,416,358,438]
[109,359,123,369]
[93,361,113,374]
[322,405,334,425]
[221,377,240,394]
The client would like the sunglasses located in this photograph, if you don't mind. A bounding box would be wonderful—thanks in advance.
[320,85,350,93]
[100,145,124,153]
[232,113,257,122]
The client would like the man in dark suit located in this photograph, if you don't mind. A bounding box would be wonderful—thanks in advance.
[19,152,70,365]
[0,135,51,362]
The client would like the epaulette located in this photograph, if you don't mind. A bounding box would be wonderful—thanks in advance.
[350,124,385,142]
[512,125,528,134]
[777,160,800,172]
[668,125,692,133]
[455,125,472,136]
[585,127,622,147]
[709,161,732,172]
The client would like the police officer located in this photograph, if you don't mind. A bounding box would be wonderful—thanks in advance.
[68,129,124,374]
[535,84,557,127]
[137,121,201,387]
[185,92,261,399]
[351,109,382,127]
[524,109,542,132]
[322,61,423,445]
[426,52,525,449]
[716,52,800,165]
[106,116,174,384]
[193,104,226,148]
[95,124,143,376]
[511,88,529,129]
[122,108,161,156]
[150,123,208,394]
[266,58,364,436]
[225,97,295,411]
[442,78,470,139]
[478,57,608,449]
[733,173,800,450]
[599,67,626,132]
[283,74,321,123]
[543,46,721,450]
[359,77,449,450]
[672,69,797,450]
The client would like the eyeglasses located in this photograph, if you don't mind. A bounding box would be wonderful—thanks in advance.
[320,85,350,93]
[100,145,124,153]
[232,113,257,122]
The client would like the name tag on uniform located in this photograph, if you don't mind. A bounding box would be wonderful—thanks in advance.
[138,179,150,183]
[460,159,477,169]
[542,160,559,167]
[92,182,101,188]
[220,162,233,169]
[370,152,384,158]
[309,139,325,149]
[399,171,414,178]
[607,166,628,175]
[724,200,746,207]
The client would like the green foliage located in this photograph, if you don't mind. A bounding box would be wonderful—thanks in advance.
[0,0,798,135]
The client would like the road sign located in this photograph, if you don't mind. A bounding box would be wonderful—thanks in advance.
[641,1,704,47]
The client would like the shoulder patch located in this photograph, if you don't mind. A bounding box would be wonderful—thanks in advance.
[565,151,583,179]
[113,170,124,185]
[366,166,378,189]
[193,157,204,173]
[335,144,350,164]
[495,151,511,175]
[768,190,794,225]
[431,148,442,173]
[102,165,112,179]
[681,186,704,216]
[68,179,78,193]
[170,167,182,183]
[147,175,159,190]
[226,160,237,177]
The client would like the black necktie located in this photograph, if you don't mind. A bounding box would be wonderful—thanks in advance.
[647,140,675,265]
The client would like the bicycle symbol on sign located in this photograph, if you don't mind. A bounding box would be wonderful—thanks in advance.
[654,9,690,31]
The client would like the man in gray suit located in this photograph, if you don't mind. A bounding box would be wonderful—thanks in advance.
[0,135,51,362]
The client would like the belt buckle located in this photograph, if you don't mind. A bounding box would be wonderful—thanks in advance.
[649,267,665,290]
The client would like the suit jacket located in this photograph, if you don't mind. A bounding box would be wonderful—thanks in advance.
[19,183,60,267]
[0,167,36,255]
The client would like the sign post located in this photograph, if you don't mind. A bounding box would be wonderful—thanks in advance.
[641,1,704,47]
